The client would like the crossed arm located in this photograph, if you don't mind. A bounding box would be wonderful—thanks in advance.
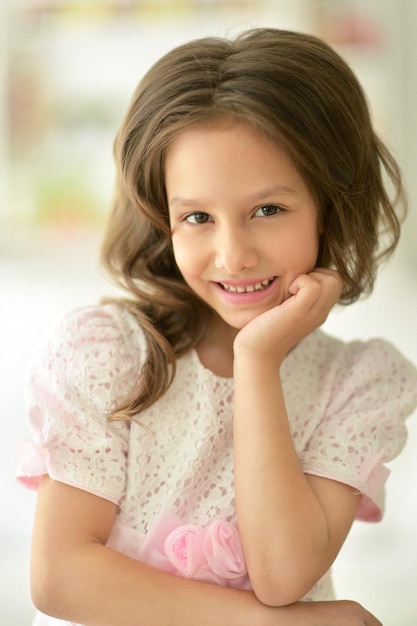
[31,476,379,626]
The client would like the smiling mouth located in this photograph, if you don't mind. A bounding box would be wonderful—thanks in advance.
[218,277,275,293]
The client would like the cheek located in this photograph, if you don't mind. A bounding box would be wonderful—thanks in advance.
[301,229,320,260]
[171,235,203,279]
[278,226,320,270]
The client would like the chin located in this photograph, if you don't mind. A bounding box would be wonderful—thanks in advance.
[220,313,261,331]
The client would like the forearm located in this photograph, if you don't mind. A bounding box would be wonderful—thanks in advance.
[233,353,330,605]
[31,543,382,626]
[32,541,265,626]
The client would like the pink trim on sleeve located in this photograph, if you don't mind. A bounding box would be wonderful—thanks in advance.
[357,449,390,522]
[304,450,390,523]
[15,439,49,490]
[14,438,120,505]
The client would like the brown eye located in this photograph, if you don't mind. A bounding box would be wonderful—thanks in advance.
[185,212,212,224]
[254,205,283,217]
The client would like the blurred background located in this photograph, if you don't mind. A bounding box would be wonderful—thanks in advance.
[1,1,416,624]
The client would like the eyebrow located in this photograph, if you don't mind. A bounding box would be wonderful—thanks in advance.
[252,185,299,199]
[169,185,299,208]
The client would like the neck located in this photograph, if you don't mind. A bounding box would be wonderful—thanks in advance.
[196,315,237,378]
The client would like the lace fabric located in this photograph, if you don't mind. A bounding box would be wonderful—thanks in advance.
[16,303,417,623]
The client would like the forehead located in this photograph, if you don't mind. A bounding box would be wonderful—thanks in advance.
[166,118,304,184]
[167,116,280,153]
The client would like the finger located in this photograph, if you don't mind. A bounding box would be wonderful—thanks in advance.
[309,268,344,299]
[288,273,322,303]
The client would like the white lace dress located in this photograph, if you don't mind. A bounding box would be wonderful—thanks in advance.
[16,304,417,625]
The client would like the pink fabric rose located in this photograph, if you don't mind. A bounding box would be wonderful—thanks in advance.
[164,524,207,578]
[204,520,250,589]
[137,510,251,589]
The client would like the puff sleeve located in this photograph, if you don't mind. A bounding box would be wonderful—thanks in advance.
[302,339,417,522]
[16,305,144,505]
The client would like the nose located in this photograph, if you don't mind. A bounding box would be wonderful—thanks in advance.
[214,224,258,273]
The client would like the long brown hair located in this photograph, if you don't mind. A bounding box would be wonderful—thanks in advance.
[101,28,406,421]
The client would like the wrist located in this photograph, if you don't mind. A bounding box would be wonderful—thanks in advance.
[233,344,286,372]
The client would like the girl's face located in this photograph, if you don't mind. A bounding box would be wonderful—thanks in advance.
[166,119,320,334]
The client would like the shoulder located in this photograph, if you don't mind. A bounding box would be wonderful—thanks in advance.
[289,329,417,426]
[317,331,417,414]
[32,303,145,364]
[27,303,147,413]
[300,329,417,384]
[36,302,144,349]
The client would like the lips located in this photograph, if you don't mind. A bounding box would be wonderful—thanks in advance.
[218,277,275,293]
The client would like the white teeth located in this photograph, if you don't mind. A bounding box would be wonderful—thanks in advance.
[220,278,274,293]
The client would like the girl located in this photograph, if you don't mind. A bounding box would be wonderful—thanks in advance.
[17,28,417,626]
